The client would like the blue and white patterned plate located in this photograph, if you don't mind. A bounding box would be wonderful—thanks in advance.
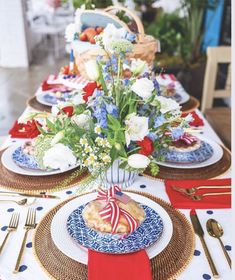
[66,203,163,254]
[12,146,42,170]
[2,144,79,176]
[157,141,214,164]
[155,136,223,169]
[36,92,71,106]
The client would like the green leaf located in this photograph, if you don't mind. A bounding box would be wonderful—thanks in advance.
[107,114,121,130]
[46,118,55,132]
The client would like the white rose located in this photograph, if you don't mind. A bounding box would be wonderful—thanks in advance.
[43,143,76,171]
[72,113,91,129]
[125,114,149,146]
[128,154,150,169]
[84,60,100,81]
[131,78,154,100]
[65,23,76,42]
[154,96,181,114]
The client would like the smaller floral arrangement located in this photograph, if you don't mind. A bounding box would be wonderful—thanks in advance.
[26,24,192,185]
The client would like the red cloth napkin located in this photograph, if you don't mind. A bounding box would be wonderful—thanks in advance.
[165,178,231,209]
[182,111,204,127]
[88,249,152,280]
[9,120,41,138]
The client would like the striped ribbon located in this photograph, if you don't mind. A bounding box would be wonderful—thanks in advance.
[97,186,138,234]
[166,132,198,145]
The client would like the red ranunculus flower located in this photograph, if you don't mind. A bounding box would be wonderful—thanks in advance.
[9,120,41,139]
[61,106,74,117]
[83,82,98,102]
[136,137,154,156]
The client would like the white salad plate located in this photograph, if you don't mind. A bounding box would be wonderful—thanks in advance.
[50,192,173,264]
[1,144,79,176]
[156,76,190,105]
[156,136,223,169]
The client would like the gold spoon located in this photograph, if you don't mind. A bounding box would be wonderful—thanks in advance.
[206,219,231,268]
[0,198,36,206]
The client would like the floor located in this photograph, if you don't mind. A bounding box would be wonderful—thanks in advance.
[0,36,68,136]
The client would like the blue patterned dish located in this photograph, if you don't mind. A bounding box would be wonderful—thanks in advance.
[12,146,41,170]
[156,141,214,164]
[66,204,163,254]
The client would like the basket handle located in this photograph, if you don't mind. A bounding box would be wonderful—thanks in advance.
[104,6,145,42]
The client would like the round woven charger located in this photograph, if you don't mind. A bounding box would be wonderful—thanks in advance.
[144,146,231,181]
[0,149,89,193]
[181,96,200,113]
[27,96,51,113]
[33,191,195,280]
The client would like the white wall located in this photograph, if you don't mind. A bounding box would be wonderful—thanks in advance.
[0,0,30,67]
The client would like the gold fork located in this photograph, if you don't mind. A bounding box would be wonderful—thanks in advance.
[0,212,20,255]
[189,192,231,201]
[13,208,36,273]
[172,185,231,195]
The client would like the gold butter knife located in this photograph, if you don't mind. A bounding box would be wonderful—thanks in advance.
[190,209,219,278]
[0,191,60,199]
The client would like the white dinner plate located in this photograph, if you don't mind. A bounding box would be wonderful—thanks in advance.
[1,144,79,176]
[36,92,56,107]
[156,136,223,169]
[156,76,190,105]
[50,192,173,264]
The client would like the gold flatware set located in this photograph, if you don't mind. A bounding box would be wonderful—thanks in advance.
[172,185,231,201]
[0,208,37,273]
[190,209,231,279]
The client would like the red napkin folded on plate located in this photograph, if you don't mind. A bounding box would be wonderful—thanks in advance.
[182,111,204,127]
[88,249,152,280]
[165,178,231,209]
[9,120,41,138]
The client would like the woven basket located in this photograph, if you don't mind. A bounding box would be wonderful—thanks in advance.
[73,6,160,79]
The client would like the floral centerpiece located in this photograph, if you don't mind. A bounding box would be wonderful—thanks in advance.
[29,24,191,188]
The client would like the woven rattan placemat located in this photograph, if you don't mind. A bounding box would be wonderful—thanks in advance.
[144,146,231,181]
[33,191,195,280]
[27,96,51,113]
[0,149,89,193]
[181,96,200,113]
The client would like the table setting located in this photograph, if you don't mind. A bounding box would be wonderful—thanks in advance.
[0,5,232,280]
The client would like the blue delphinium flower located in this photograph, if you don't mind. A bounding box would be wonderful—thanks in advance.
[142,72,150,79]
[153,78,161,96]
[171,127,184,140]
[148,132,158,141]
[153,114,166,128]
[93,105,107,128]
[105,103,119,118]
[123,79,130,86]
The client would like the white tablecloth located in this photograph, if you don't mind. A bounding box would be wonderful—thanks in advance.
[0,108,232,280]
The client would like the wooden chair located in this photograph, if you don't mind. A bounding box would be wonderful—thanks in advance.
[201,46,231,149]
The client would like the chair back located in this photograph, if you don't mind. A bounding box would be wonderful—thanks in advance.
[201,46,231,113]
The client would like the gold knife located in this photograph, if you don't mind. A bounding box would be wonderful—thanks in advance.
[190,209,219,278]
[0,191,60,199]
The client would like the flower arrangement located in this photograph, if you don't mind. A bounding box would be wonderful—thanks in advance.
[30,23,191,185]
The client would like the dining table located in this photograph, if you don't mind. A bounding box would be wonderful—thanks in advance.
[0,89,232,280]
